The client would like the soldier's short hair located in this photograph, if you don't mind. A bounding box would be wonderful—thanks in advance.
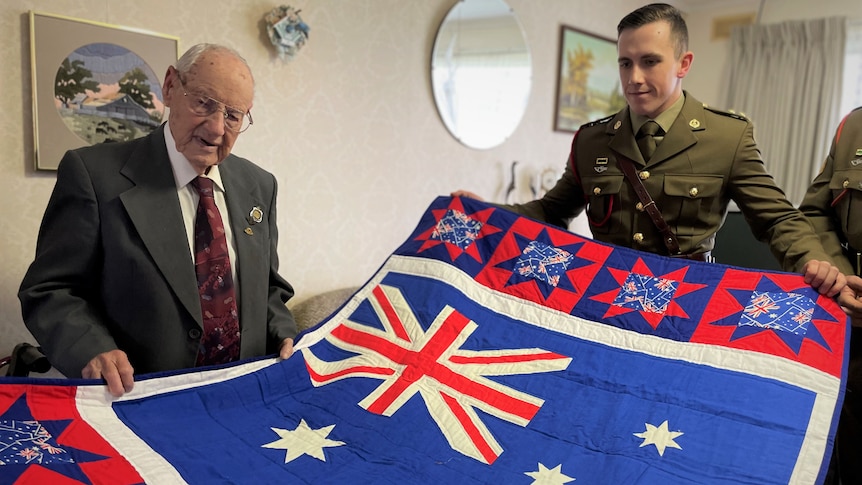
[617,3,689,59]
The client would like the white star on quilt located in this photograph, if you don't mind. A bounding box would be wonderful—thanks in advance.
[634,420,683,456]
[524,462,575,484]
[261,418,345,463]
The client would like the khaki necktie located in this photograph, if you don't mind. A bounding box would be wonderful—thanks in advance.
[637,120,662,161]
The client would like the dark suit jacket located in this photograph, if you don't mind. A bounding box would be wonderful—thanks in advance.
[19,125,298,377]
[509,92,829,272]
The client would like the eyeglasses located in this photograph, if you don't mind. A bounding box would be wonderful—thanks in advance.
[177,77,253,133]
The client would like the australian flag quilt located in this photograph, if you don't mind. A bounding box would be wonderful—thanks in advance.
[0,196,850,484]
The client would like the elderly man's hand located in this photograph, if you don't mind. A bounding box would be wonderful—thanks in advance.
[278,338,295,360]
[82,350,135,398]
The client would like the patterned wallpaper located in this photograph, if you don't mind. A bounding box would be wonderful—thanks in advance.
[0,0,635,360]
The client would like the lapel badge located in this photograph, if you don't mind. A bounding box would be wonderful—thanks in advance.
[689,119,701,129]
[596,157,608,165]
[247,206,263,225]
[855,148,862,156]
[851,158,862,166]
[244,227,254,236]
[594,166,608,173]
[613,121,621,130]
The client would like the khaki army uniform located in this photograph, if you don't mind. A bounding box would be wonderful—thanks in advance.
[798,107,862,485]
[510,92,830,272]
[799,107,862,276]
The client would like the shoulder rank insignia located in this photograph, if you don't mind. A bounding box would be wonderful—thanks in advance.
[584,114,615,128]
[703,104,748,121]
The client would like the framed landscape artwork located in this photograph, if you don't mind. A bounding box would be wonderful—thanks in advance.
[554,26,625,134]
[30,12,179,170]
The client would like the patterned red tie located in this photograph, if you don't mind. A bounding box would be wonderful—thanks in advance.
[190,176,240,366]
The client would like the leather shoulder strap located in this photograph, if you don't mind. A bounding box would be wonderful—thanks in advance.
[618,156,681,255]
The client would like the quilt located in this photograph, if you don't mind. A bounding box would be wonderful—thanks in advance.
[0,196,850,484]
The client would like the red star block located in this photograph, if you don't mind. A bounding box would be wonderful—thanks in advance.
[591,258,707,329]
[414,198,502,263]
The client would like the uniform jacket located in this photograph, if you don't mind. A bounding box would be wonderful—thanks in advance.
[799,106,862,276]
[18,125,298,377]
[511,92,829,272]
[801,110,862,485]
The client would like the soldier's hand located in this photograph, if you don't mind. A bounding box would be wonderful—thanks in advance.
[837,275,862,323]
[802,260,845,297]
[450,190,485,201]
[82,350,135,398]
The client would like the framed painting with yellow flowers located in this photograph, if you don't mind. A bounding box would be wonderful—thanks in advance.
[554,26,626,134]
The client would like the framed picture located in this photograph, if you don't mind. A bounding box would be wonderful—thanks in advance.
[29,11,179,170]
[553,26,625,134]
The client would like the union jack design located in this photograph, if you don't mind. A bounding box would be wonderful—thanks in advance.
[613,273,679,314]
[514,241,573,288]
[745,293,781,318]
[302,284,572,464]
[740,291,814,335]
[431,209,483,251]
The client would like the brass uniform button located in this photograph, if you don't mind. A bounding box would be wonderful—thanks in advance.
[633,233,644,243]
[689,187,698,197]
[636,202,644,211]
[639,171,650,180]
[593,186,602,195]
[844,179,850,189]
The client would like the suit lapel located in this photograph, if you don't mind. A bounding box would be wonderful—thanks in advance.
[219,160,268,329]
[119,127,201,324]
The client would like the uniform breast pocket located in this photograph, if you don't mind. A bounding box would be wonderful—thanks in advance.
[581,174,624,234]
[662,174,724,236]
[829,169,862,241]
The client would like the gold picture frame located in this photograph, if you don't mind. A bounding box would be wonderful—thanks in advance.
[29,11,179,171]
[553,26,625,134]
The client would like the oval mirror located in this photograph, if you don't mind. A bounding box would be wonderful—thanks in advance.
[431,0,532,150]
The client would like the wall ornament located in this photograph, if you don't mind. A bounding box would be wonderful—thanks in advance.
[264,5,310,62]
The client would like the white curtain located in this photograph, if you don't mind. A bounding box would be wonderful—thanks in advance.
[841,18,862,115]
[721,17,846,205]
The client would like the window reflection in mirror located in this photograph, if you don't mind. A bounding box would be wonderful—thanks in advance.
[431,0,532,150]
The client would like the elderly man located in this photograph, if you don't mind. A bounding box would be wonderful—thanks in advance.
[19,44,298,397]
